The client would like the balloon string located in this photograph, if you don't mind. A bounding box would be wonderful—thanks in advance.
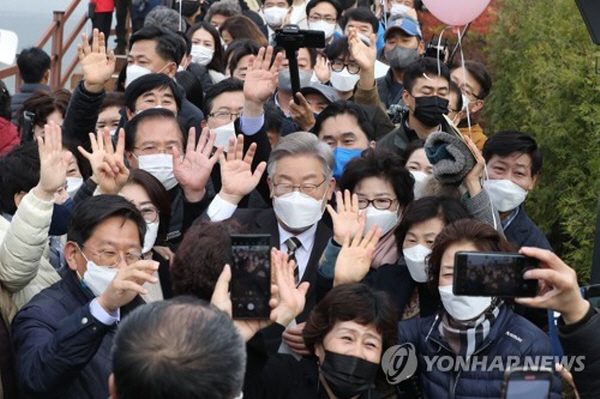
[457,26,472,140]
[436,26,450,76]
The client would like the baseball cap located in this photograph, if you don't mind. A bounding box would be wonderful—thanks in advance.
[384,16,422,40]
[299,82,339,104]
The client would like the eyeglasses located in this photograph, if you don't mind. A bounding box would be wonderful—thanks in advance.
[208,110,242,122]
[133,144,181,155]
[140,206,159,224]
[272,178,327,196]
[79,245,143,268]
[330,60,361,75]
[461,87,482,101]
[308,14,337,24]
[357,198,397,210]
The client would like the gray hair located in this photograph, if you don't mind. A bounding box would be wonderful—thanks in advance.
[267,132,334,180]
[112,296,246,399]
[205,0,242,23]
[144,6,184,32]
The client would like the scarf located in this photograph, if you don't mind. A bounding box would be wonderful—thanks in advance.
[438,302,501,359]
[371,230,399,269]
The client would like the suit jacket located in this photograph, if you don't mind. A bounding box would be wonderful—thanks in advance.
[504,205,552,251]
[232,208,332,321]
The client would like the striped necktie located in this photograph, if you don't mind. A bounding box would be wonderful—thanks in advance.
[285,236,302,284]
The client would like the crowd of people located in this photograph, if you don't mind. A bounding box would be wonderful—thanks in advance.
[0,0,598,398]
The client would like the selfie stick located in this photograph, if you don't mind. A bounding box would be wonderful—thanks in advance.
[275,25,325,104]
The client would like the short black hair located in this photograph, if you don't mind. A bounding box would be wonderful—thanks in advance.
[173,0,201,17]
[452,60,492,99]
[16,89,70,137]
[202,77,244,117]
[17,47,51,84]
[67,195,147,248]
[313,100,375,141]
[0,143,40,215]
[100,92,125,113]
[340,8,378,34]
[403,57,450,95]
[306,0,343,19]
[482,130,542,176]
[175,70,204,110]
[129,26,182,63]
[225,39,261,77]
[324,37,350,62]
[339,148,414,208]
[263,101,283,135]
[112,296,246,399]
[448,80,463,112]
[124,73,183,113]
[394,196,471,252]
[125,107,185,152]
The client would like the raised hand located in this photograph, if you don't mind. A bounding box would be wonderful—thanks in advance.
[218,135,267,205]
[463,134,485,197]
[97,259,159,313]
[34,122,70,201]
[282,322,312,356]
[78,28,116,93]
[78,129,130,195]
[244,46,283,117]
[289,92,316,131]
[348,29,377,74]
[326,190,365,245]
[271,249,309,326]
[334,222,381,286]
[313,53,331,84]
[173,127,222,203]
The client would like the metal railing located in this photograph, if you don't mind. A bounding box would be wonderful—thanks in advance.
[0,0,89,92]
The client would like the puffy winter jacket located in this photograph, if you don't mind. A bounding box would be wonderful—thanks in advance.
[398,305,562,399]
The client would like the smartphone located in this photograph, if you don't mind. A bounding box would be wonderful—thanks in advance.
[501,367,552,399]
[583,283,600,308]
[230,234,272,319]
[453,252,539,297]
[21,110,35,144]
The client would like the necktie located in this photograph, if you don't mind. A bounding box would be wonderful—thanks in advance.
[285,236,302,284]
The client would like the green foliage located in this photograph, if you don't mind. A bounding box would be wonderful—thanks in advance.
[484,0,600,282]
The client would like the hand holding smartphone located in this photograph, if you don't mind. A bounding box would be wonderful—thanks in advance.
[230,234,272,319]
[453,252,539,297]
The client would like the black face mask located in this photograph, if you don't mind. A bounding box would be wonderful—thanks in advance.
[320,350,379,399]
[412,95,449,127]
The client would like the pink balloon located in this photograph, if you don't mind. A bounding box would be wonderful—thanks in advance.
[422,0,492,26]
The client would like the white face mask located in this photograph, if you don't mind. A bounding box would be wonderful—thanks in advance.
[109,128,117,137]
[263,6,288,26]
[191,45,214,66]
[211,121,237,151]
[482,179,528,212]
[273,191,326,230]
[329,68,360,92]
[309,20,336,39]
[66,176,84,198]
[390,3,411,16]
[137,154,178,190]
[409,170,430,200]
[364,206,399,236]
[403,244,431,283]
[461,93,471,112]
[438,285,492,321]
[125,64,152,88]
[142,221,159,254]
[83,259,119,297]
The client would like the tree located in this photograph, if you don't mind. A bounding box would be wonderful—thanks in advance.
[484,0,600,282]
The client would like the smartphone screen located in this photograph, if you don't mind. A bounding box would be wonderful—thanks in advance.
[503,369,552,399]
[453,252,539,297]
[230,234,271,319]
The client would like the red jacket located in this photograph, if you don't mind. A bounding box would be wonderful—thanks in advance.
[0,118,19,156]
[90,0,115,13]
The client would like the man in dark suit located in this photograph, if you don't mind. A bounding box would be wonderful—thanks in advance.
[207,131,335,322]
